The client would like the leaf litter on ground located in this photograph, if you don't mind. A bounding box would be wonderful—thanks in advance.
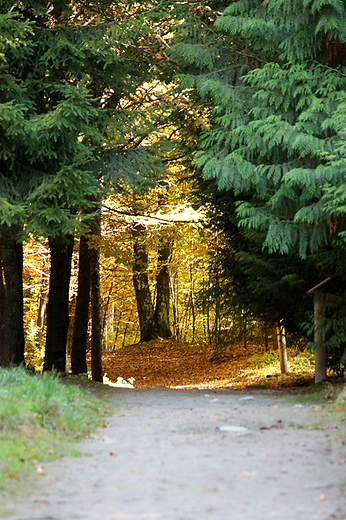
[98,338,323,391]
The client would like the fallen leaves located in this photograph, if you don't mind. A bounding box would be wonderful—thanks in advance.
[98,339,316,390]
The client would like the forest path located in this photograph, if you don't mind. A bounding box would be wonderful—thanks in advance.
[2,386,346,520]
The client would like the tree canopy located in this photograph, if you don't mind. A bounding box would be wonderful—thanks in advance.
[2,0,346,381]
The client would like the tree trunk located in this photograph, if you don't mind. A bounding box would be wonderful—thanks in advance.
[103,301,115,351]
[0,237,9,367]
[154,237,172,338]
[36,249,50,342]
[132,224,157,342]
[264,322,269,352]
[90,215,103,381]
[0,226,25,366]
[71,235,90,375]
[243,312,247,350]
[44,235,74,372]
[190,260,196,342]
[102,273,115,351]
[169,272,179,340]
[272,326,279,350]
[278,324,288,374]
[314,290,327,383]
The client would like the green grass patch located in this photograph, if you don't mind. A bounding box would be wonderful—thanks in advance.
[246,348,315,375]
[0,367,106,489]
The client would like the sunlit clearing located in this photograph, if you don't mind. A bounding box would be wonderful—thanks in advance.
[103,375,135,388]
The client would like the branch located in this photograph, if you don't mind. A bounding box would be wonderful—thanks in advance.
[103,205,202,224]
[198,19,268,64]
[310,60,346,77]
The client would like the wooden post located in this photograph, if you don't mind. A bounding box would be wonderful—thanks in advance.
[314,290,326,383]
[278,324,288,374]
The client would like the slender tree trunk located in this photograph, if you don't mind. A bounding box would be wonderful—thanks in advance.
[314,290,327,383]
[0,226,25,366]
[202,277,208,342]
[90,214,103,382]
[278,324,288,374]
[122,322,129,348]
[264,322,269,352]
[272,326,279,350]
[103,302,114,351]
[36,249,50,342]
[155,237,173,338]
[169,272,178,340]
[214,268,220,342]
[71,235,90,375]
[243,312,247,350]
[190,260,196,342]
[181,294,191,342]
[114,309,122,344]
[132,224,157,342]
[207,272,211,343]
[0,237,9,367]
[101,273,114,350]
[44,235,74,372]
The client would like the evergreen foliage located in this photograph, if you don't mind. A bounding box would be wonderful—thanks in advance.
[0,0,176,239]
[184,0,346,257]
[172,0,346,370]
[0,0,181,370]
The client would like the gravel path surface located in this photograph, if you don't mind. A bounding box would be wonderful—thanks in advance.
[1,386,346,520]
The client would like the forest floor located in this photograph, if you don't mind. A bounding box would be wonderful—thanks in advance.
[100,338,317,390]
[1,340,346,520]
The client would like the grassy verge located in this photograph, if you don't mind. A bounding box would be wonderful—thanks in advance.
[0,367,107,490]
[244,347,315,384]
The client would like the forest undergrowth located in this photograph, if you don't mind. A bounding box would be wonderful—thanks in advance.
[0,368,107,489]
[99,339,334,391]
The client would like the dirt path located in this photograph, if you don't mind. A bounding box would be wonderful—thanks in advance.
[1,386,346,520]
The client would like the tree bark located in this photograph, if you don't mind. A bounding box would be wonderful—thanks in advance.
[90,214,103,381]
[278,324,288,374]
[264,322,269,352]
[190,260,196,342]
[71,235,90,375]
[242,312,247,350]
[44,235,74,372]
[169,272,179,340]
[0,226,25,366]
[272,326,279,350]
[36,249,50,342]
[103,301,115,351]
[0,237,9,367]
[154,237,172,338]
[132,224,157,342]
[314,290,327,383]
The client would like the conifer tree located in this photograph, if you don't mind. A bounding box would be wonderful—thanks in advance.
[172,0,346,380]
[0,0,177,370]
